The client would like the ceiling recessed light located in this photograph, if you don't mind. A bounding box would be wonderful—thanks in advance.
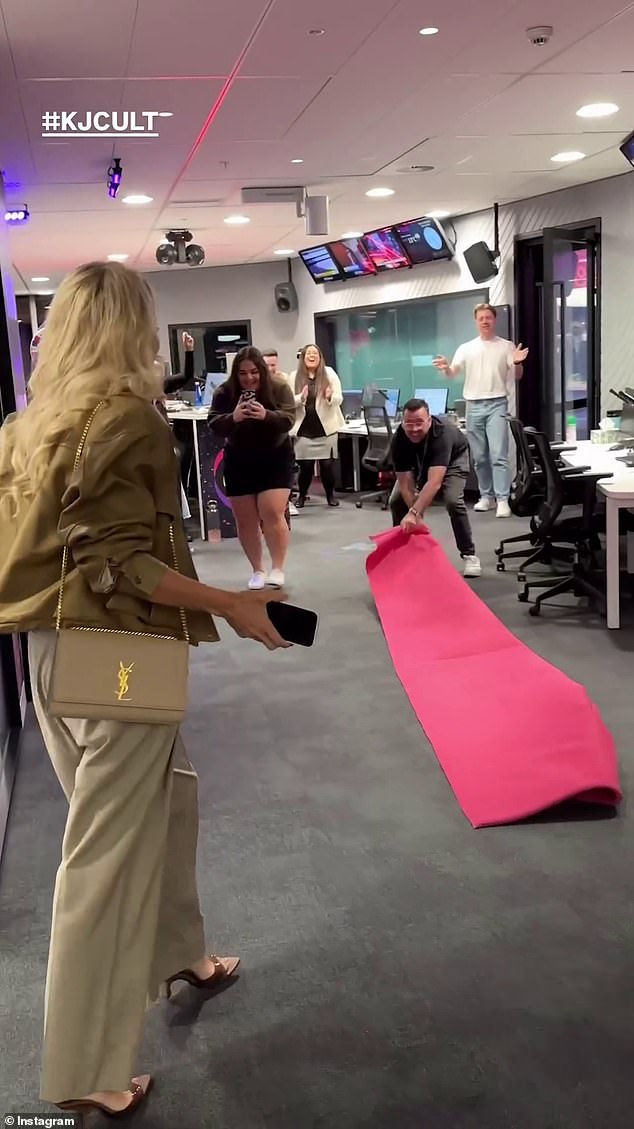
[342,231,363,239]
[122,194,153,205]
[418,26,439,35]
[274,249,295,255]
[551,151,586,163]
[365,187,395,198]
[291,158,304,164]
[426,210,450,219]
[224,214,250,225]
[577,102,619,119]
[31,276,50,282]
[107,253,129,262]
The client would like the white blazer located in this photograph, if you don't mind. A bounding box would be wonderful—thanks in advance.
[288,367,345,437]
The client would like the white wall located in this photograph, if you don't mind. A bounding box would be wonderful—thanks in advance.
[146,172,634,410]
[147,260,304,376]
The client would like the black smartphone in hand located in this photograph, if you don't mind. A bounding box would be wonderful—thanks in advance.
[267,601,319,647]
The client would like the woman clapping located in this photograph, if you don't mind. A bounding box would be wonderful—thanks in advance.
[290,344,345,508]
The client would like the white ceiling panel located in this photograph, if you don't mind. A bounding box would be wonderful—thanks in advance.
[188,75,330,151]
[536,6,634,74]
[2,0,137,79]
[447,0,634,78]
[127,0,267,77]
[241,0,398,77]
[389,132,623,175]
[457,73,634,136]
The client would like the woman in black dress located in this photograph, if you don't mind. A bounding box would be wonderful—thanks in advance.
[209,347,295,589]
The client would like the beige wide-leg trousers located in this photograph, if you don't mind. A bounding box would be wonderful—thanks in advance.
[28,631,206,1104]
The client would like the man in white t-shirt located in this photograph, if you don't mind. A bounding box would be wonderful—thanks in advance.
[433,303,528,517]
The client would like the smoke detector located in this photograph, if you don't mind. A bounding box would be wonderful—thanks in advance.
[526,25,553,46]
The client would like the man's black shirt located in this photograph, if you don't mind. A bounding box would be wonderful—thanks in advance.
[391,415,469,488]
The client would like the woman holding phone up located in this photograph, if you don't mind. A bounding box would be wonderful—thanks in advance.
[209,347,295,590]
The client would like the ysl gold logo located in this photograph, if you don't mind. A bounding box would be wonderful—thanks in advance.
[116,660,134,701]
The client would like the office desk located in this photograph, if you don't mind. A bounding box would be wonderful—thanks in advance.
[338,418,474,494]
[338,421,370,491]
[166,405,208,539]
[561,440,634,628]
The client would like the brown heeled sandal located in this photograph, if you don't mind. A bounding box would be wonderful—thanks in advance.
[165,954,240,1000]
[56,1073,153,1119]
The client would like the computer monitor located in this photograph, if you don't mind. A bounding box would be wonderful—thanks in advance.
[203,372,226,405]
[618,389,634,436]
[414,387,449,415]
[341,389,364,419]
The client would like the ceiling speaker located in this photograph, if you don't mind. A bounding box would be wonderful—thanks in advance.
[464,241,499,284]
[305,195,329,236]
[274,281,298,313]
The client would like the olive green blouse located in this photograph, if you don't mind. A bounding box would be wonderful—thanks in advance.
[0,394,219,645]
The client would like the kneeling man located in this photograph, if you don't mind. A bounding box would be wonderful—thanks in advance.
[390,398,481,577]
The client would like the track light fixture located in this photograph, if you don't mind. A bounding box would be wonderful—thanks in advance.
[4,204,29,224]
[107,158,123,198]
[155,229,205,267]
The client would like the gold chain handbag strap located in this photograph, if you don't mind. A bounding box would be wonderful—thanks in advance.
[55,400,190,644]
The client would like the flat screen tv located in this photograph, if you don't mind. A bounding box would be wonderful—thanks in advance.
[619,129,634,168]
[363,227,411,272]
[328,237,376,278]
[396,217,454,265]
[299,244,343,283]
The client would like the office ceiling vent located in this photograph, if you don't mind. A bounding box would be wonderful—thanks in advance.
[241,186,305,206]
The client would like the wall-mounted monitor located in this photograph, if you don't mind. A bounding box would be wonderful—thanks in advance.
[328,237,376,279]
[619,129,634,168]
[395,217,454,265]
[363,227,411,273]
[299,244,342,283]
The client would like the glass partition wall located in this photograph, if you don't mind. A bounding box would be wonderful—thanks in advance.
[315,289,489,407]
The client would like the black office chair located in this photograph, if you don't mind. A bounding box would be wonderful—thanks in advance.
[496,419,587,573]
[355,406,395,510]
[518,430,611,616]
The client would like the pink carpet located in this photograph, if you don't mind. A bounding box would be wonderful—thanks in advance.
[367,527,622,828]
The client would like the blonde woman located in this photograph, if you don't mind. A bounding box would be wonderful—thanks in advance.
[0,262,289,1118]
[290,344,345,507]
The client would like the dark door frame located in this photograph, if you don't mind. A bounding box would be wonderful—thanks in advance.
[514,218,601,438]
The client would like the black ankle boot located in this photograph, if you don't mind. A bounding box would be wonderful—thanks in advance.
[327,496,340,507]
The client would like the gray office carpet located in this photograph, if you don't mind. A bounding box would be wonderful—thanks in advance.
[1,501,633,1129]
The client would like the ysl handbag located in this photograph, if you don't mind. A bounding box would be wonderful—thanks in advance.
[48,401,190,725]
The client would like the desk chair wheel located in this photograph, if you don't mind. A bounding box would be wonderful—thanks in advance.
[496,561,505,572]
[529,604,541,617]
[355,501,362,509]
[518,572,526,583]
[518,590,529,603]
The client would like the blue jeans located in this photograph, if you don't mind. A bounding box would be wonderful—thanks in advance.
[465,397,510,501]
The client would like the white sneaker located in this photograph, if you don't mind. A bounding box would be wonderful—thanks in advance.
[288,502,298,517]
[267,568,285,589]
[496,500,512,519]
[463,555,482,578]
[474,497,494,512]
[248,571,267,591]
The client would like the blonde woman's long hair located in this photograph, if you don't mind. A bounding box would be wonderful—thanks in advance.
[0,261,162,511]
[295,344,328,398]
